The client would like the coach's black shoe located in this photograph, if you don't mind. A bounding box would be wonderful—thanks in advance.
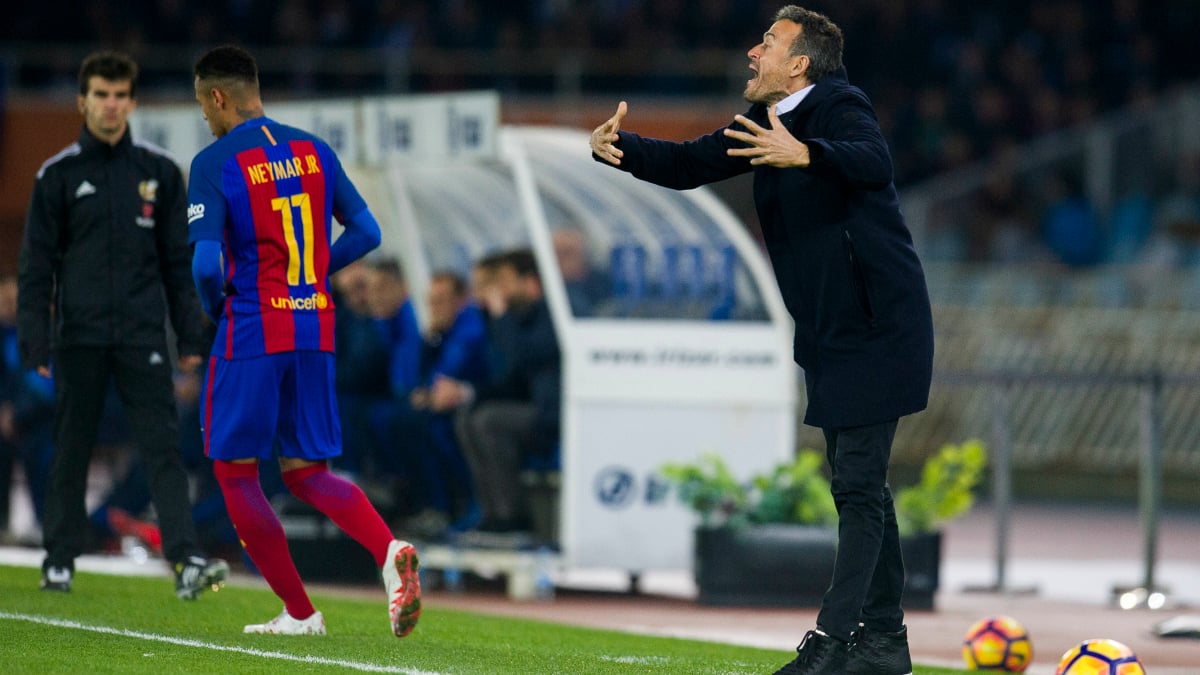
[174,555,229,600]
[846,625,913,675]
[40,564,73,592]
[773,629,849,674]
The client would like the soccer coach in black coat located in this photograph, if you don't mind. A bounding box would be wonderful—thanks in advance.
[591,6,932,674]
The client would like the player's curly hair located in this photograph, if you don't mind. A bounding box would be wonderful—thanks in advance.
[774,5,844,82]
[194,45,259,86]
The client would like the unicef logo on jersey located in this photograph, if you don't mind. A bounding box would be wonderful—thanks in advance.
[270,291,329,311]
[593,466,637,510]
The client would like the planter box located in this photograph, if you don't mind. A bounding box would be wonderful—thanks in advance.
[900,530,941,610]
[694,525,943,610]
[694,524,837,607]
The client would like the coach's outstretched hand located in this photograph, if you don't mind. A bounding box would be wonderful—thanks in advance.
[723,106,811,168]
[590,101,627,166]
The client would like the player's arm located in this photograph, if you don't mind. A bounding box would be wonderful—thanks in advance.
[327,151,381,276]
[186,152,229,324]
[192,239,224,324]
[328,207,381,276]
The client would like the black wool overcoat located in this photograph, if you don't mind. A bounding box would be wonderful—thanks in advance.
[601,69,934,429]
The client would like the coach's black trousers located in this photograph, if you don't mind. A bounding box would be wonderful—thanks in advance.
[815,419,905,642]
[43,346,200,568]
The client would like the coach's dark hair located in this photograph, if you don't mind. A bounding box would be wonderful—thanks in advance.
[79,51,138,97]
[774,5,843,82]
[193,45,259,86]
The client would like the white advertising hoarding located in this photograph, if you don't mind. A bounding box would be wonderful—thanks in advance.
[133,91,499,172]
[361,91,499,166]
[267,99,361,164]
[560,320,796,570]
[129,105,214,170]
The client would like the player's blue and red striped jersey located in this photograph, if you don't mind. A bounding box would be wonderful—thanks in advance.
[187,117,368,358]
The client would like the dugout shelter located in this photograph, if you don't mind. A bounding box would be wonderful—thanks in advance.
[133,92,797,595]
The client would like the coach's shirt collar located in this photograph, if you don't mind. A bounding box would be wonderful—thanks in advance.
[774,83,816,116]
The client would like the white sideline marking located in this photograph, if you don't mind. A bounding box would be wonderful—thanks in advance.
[0,611,442,675]
[598,654,670,665]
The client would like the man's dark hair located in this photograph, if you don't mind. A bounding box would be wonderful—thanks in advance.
[502,248,540,280]
[369,257,406,283]
[79,51,138,97]
[431,270,467,297]
[476,251,508,274]
[774,5,843,82]
[193,45,259,86]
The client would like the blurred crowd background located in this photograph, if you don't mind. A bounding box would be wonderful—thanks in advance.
[3,2,1200,269]
[5,0,1200,555]
[2,0,1197,188]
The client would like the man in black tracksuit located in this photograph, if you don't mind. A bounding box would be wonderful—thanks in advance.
[17,51,227,598]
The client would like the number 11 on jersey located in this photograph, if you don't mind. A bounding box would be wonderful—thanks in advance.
[272,192,316,285]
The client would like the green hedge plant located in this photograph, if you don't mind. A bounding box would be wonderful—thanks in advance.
[895,439,988,536]
[661,439,987,535]
[660,449,836,529]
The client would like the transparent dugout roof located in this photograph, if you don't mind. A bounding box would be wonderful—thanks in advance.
[398,127,771,322]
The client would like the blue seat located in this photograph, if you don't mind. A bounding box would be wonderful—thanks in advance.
[609,243,647,316]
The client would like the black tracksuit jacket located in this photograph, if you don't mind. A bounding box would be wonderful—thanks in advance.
[17,125,206,369]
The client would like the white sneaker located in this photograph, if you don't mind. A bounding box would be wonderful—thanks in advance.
[382,539,421,637]
[243,608,326,635]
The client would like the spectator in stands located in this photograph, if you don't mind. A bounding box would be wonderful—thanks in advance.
[1,274,55,540]
[332,260,384,477]
[3,0,1194,196]
[408,271,489,535]
[1152,151,1200,266]
[969,160,1042,264]
[552,228,608,317]
[433,249,561,535]
[347,258,427,517]
[1041,168,1103,267]
[331,258,415,487]
[369,259,423,404]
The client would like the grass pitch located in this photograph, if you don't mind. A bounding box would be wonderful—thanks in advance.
[0,564,970,673]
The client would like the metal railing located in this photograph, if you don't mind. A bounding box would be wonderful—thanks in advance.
[790,285,1200,607]
[936,370,1178,607]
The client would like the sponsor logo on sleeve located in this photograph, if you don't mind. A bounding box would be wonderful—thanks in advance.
[187,203,205,224]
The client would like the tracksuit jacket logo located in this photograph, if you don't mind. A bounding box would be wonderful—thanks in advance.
[75,180,96,198]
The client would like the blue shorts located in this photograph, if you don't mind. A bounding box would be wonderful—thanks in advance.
[201,351,341,461]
